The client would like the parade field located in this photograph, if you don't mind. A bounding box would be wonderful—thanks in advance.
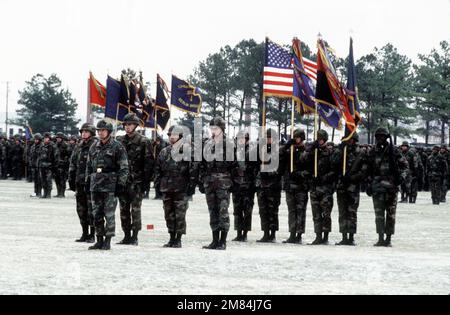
[0,179,449,295]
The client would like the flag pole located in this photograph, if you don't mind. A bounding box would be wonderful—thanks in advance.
[343,144,348,176]
[314,101,318,178]
[290,99,295,173]
[114,103,120,139]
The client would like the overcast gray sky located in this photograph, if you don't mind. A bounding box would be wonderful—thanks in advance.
[0,0,449,127]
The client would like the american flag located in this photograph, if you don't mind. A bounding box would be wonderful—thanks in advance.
[264,38,317,98]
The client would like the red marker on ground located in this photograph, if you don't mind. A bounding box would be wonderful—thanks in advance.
[147,224,154,230]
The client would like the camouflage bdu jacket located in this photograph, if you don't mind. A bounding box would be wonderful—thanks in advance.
[366,144,409,194]
[403,149,420,180]
[38,142,58,169]
[232,143,259,191]
[427,153,448,179]
[154,142,198,194]
[302,145,337,190]
[56,141,71,169]
[117,133,153,188]
[86,137,129,193]
[279,143,309,192]
[255,143,282,190]
[331,144,368,192]
[69,137,98,186]
[30,143,42,168]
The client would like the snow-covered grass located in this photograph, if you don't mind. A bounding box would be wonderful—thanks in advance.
[0,180,449,295]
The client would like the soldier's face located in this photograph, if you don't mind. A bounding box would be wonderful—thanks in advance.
[124,123,137,134]
[169,133,180,144]
[34,140,40,144]
[295,138,303,145]
[210,127,223,139]
[376,135,387,144]
[318,139,325,146]
[44,138,50,144]
[81,131,91,140]
[97,129,109,141]
[56,138,62,143]
[401,146,408,152]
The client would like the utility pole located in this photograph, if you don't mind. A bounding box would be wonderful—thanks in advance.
[5,82,10,135]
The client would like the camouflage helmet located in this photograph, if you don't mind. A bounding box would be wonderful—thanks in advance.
[293,129,306,141]
[441,145,448,152]
[14,134,21,139]
[167,125,183,138]
[69,135,78,142]
[79,123,96,135]
[96,120,113,133]
[56,132,65,139]
[34,133,43,141]
[43,132,52,139]
[209,116,226,132]
[401,141,409,147]
[433,145,441,151]
[123,113,141,125]
[317,129,329,142]
[375,128,390,137]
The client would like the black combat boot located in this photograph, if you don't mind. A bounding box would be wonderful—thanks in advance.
[216,231,228,250]
[117,231,132,245]
[384,234,392,247]
[335,233,348,246]
[348,234,356,246]
[296,233,303,244]
[269,229,276,243]
[322,232,329,245]
[257,230,270,243]
[283,232,297,244]
[164,233,176,248]
[203,231,220,250]
[232,230,243,242]
[87,227,95,243]
[309,233,322,245]
[374,234,385,247]
[75,225,89,243]
[130,230,139,246]
[101,237,112,250]
[172,234,182,248]
[241,231,248,242]
[88,236,104,250]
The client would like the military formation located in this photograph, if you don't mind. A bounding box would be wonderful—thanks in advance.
[2,116,449,251]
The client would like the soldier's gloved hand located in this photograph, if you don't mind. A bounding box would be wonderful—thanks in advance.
[286,139,296,147]
[311,141,319,150]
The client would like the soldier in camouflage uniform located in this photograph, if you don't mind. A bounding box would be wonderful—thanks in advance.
[200,117,237,250]
[427,146,448,205]
[38,133,58,199]
[255,129,282,243]
[439,145,449,203]
[155,125,198,248]
[399,142,419,203]
[53,132,70,198]
[151,136,167,200]
[280,129,308,244]
[231,130,258,242]
[331,132,368,246]
[9,135,24,180]
[69,123,98,243]
[86,120,129,251]
[302,130,336,245]
[30,134,43,197]
[0,134,9,179]
[116,113,153,246]
[366,128,409,247]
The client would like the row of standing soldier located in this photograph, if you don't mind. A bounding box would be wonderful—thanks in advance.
[17,114,449,250]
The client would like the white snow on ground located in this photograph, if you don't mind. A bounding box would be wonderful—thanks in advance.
[0,180,449,295]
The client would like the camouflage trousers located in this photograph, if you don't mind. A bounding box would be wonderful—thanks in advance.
[409,177,418,198]
[337,189,359,234]
[76,184,94,228]
[429,177,443,203]
[54,167,67,195]
[0,160,7,178]
[92,192,117,237]
[118,183,143,233]
[372,192,397,235]
[232,188,255,232]
[163,192,189,234]
[310,186,334,233]
[11,161,23,180]
[32,168,42,196]
[205,187,231,233]
[257,188,281,231]
[285,189,308,234]
[40,168,53,194]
